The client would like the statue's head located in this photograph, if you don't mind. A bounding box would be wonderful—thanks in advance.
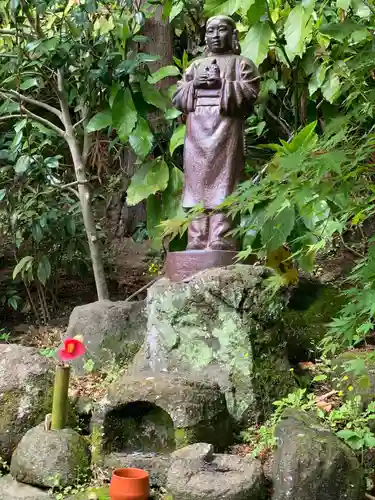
[205,16,241,55]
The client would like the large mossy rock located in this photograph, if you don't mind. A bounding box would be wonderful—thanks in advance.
[66,299,146,373]
[272,409,365,500]
[10,424,90,488]
[0,345,54,462]
[92,374,232,460]
[283,280,345,361]
[132,265,295,424]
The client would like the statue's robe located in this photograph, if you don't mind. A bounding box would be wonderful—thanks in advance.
[172,53,260,209]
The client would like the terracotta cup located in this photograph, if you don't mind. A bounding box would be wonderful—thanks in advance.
[109,468,149,500]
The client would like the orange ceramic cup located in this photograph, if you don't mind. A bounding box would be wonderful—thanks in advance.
[109,468,149,500]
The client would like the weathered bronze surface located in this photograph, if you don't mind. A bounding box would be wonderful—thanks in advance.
[166,16,260,280]
[165,250,238,282]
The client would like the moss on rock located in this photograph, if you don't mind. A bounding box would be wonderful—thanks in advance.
[0,345,54,462]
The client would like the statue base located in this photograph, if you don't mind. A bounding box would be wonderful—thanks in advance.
[165,250,238,282]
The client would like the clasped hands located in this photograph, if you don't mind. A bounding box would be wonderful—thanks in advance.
[193,72,222,90]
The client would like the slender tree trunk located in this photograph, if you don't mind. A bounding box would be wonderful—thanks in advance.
[57,69,109,301]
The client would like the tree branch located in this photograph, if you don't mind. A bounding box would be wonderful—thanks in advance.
[0,114,23,122]
[21,106,65,137]
[0,89,62,120]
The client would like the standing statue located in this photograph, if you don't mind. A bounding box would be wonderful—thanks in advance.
[167,15,260,280]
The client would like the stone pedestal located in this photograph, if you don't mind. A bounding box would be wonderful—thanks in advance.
[165,250,238,281]
[132,264,295,424]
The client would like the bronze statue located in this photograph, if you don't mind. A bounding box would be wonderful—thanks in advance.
[172,15,260,251]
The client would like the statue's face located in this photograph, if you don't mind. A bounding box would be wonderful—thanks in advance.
[206,18,233,54]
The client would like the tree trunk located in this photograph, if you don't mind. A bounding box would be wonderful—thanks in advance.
[57,70,109,301]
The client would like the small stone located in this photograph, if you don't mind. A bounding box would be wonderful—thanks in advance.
[171,443,214,462]
[10,424,90,488]
[0,474,53,499]
[272,409,365,500]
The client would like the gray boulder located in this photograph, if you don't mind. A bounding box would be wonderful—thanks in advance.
[132,265,295,424]
[272,409,365,500]
[0,475,53,500]
[66,299,146,373]
[0,344,54,462]
[166,442,266,500]
[10,424,90,488]
[91,374,232,462]
[103,451,171,488]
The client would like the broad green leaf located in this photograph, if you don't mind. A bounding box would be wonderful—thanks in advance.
[127,158,169,206]
[148,66,180,84]
[37,255,51,286]
[170,124,186,154]
[136,53,161,64]
[112,88,137,142]
[170,1,184,20]
[364,434,375,448]
[336,429,361,440]
[320,20,367,40]
[204,0,242,16]
[165,108,182,120]
[13,256,33,279]
[322,71,341,103]
[261,205,295,251]
[241,22,272,66]
[94,16,115,35]
[308,64,327,96]
[284,5,313,61]
[337,0,351,10]
[86,109,112,133]
[0,100,19,115]
[129,117,154,159]
[0,189,5,201]
[147,194,164,242]
[20,78,38,90]
[14,155,32,173]
[140,79,167,110]
[32,222,43,243]
[289,121,317,151]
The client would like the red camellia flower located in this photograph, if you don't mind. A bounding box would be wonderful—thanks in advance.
[58,337,86,362]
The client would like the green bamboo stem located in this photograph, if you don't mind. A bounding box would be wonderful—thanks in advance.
[51,365,70,430]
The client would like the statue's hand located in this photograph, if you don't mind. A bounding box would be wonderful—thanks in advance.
[193,74,209,89]
[206,76,222,89]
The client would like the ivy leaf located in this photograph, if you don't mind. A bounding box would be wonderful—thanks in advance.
[148,65,180,84]
[14,155,32,173]
[322,71,341,103]
[241,22,272,66]
[165,108,182,120]
[37,255,51,286]
[170,124,186,154]
[112,88,137,142]
[86,109,112,133]
[129,117,154,159]
[140,79,167,110]
[127,159,169,206]
[284,5,313,61]
[261,205,295,251]
[0,189,6,201]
